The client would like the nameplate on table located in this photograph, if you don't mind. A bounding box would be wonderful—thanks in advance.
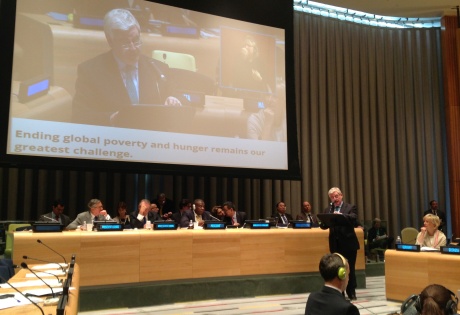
[32,222,63,232]
[289,220,312,229]
[153,222,178,230]
[203,221,226,229]
[96,223,123,231]
[440,246,460,255]
[395,244,420,252]
[245,220,270,229]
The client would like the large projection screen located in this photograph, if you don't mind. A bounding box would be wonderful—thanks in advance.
[0,0,300,179]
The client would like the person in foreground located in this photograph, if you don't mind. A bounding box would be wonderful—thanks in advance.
[400,284,458,315]
[305,253,359,315]
[67,199,111,230]
[415,214,446,250]
[321,187,360,300]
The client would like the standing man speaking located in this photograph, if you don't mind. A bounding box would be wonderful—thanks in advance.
[321,187,360,301]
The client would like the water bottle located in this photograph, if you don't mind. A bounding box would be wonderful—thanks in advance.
[82,221,87,231]
[146,220,152,230]
[396,236,402,245]
[188,220,194,229]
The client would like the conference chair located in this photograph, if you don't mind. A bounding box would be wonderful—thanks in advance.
[401,227,419,245]
[4,223,31,259]
[0,258,15,278]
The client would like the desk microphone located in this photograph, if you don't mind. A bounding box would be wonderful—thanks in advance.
[41,215,59,223]
[20,262,56,298]
[329,202,334,213]
[209,214,221,221]
[22,256,63,283]
[23,255,66,273]
[36,239,68,267]
[0,275,45,315]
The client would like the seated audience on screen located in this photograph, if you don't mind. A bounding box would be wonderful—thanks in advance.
[401,284,458,315]
[423,200,446,234]
[38,199,72,228]
[295,200,319,227]
[272,201,293,226]
[67,198,111,230]
[415,214,446,250]
[72,8,181,126]
[180,199,212,228]
[153,192,175,220]
[222,201,246,227]
[171,199,191,225]
[304,253,359,315]
[367,218,394,252]
[131,199,160,229]
[210,205,225,221]
[113,201,133,229]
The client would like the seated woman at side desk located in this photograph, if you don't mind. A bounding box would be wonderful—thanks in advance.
[415,214,446,250]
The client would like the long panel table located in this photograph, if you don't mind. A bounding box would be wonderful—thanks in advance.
[0,264,79,315]
[12,228,365,287]
[385,249,460,308]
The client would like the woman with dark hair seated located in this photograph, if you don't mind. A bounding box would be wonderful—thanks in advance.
[113,201,133,229]
[401,284,458,315]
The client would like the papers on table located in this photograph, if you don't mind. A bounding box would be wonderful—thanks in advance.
[0,279,62,288]
[421,246,440,252]
[25,270,66,278]
[0,293,42,310]
[31,263,68,270]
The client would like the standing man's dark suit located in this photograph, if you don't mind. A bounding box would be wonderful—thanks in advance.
[322,188,360,300]
[73,51,171,126]
[305,286,360,315]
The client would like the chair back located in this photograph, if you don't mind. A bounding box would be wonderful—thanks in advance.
[401,227,419,244]
[3,224,31,259]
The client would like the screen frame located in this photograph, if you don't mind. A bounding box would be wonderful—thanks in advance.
[0,0,300,180]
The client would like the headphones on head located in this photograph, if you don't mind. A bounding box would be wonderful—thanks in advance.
[333,253,347,280]
[402,288,458,315]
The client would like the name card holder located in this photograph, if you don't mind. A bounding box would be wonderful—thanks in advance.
[395,243,420,252]
[153,222,178,230]
[440,246,460,255]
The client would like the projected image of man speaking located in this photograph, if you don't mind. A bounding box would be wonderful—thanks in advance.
[72,8,181,126]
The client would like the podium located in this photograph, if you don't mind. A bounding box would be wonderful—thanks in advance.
[317,213,353,228]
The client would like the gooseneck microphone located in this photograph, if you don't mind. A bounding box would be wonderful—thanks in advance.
[209,214,221,221]
[23,255,65,273]
[20,262,56,298]
[0,275,45,315]
[36,239,68,266]
[41,215,59,223]
[22,256,63,283]
[329,202,334,213]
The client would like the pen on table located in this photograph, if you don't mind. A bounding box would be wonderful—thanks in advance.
[0,293,20,302]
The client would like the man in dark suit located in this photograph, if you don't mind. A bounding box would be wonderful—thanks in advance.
[305,253,359,315]
[321,187,360,301]
[295,200,319,227]
[67,199,111,230]
[272,201,293,226]
[171,199,191,226]
[222,201,247,227]
[153,193,176,220]
[131,199,161,229]
[423,200,446,234]
[38,199,72,228]
[180,199,212,228]
[72,8,181,126]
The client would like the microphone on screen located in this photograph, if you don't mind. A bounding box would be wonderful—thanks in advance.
[36,239,68,267]
[0,275,45,315]
[23,255,66,274]
[20,262,56,298]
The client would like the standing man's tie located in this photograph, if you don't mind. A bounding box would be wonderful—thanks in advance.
[124,65,139,104]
